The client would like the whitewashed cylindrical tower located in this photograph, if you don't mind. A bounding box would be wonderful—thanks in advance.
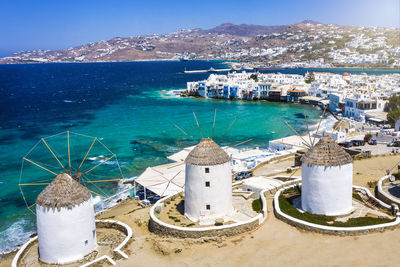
[184,138,233,223]
[36,173,97,264]
[301,136,353,216]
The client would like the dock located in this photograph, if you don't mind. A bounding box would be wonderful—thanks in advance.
[182,67,233,74]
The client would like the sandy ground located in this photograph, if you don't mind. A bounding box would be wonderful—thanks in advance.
[119,200,400,267]
[253,155,296,177]
[3,154,400,267]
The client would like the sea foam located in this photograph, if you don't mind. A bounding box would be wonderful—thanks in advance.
[0,219,35,255]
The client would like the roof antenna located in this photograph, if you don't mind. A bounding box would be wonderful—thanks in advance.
[193,111,204,138]
[312,105,327,145]
[303,110,314,147]
[173,123,195,141]
[284,121,311,148]
[219,116,237,143]
[211,108,217,139]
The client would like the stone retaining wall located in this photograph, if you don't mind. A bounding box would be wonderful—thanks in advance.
[274,183,400,236]
[95,219,132,260]
[12,219,132,267]
[377,176,400,206]
[149,216,260,238]
[263,177,301,196]
[96,220,129,236]
[149,189,267,238]
[11,236,38,267]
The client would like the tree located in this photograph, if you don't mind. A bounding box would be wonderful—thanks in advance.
[384,95,400,112]
[385,95,400,126]
[388,110,400,127]
[305,71,315,84]
[250,73,258,82]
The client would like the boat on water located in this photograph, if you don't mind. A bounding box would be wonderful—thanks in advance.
[179,57,188,62]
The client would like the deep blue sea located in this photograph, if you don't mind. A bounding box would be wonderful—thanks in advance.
[0,61,399,253]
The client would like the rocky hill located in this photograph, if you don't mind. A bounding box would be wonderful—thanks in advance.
[204,23,288,37]
[1,21,399,67]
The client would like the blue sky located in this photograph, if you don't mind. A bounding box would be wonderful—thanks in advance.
[1,0,399,56]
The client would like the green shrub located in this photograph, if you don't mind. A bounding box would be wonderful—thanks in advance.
[364,133,372,142]
[333,217,394,227]
[278,195,395,227]
[283,186,301,195]
[279,195,334,225]
[352,193,363,202]
[367,181,378,188]
[286,168,293,173]
[252,198,262,213]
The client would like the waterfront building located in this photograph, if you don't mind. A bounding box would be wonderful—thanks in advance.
[223,84,238,99]
[287,89,306,102]
[258,83,272,99]
[268,89,282,101]
[184,71,399,108]
[36,173,97,264]
[184,138,233,224]
[344,95,386,121]
[197,81,208,98]
[329,93,345,113]
[301,136,353,216]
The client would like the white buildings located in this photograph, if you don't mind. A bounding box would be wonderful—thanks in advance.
[184,138,233,224]
[301,136,353,216]
[344,95,386,122]
[185,71,399,122]
[36,173,97,264]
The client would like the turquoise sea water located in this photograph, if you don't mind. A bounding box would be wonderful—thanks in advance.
[0,61,398,253]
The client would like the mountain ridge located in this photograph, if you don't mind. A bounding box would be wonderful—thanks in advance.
[1,20,399,67]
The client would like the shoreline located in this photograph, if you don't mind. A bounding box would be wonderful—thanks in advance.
[0,59,399,70]
[0,112,334,258]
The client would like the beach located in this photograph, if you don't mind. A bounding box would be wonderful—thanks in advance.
[3,154,400,267]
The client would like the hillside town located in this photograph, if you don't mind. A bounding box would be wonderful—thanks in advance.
[185,71,400,125]
[1,21,399,68]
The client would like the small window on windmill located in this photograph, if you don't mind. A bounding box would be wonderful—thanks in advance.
[85,240,88,245]
[93,230,96,238]
[205,167,210,173]
[205,181,210,187]
[206,204,210,210]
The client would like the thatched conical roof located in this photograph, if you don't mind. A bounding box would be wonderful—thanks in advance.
[36,173,92,211]
[185,138,230,166]
[301,136,353,166]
